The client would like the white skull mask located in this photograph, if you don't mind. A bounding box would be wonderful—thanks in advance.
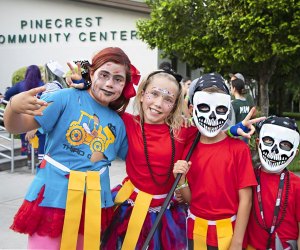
[192,91,231,137]
[258,124,300,173]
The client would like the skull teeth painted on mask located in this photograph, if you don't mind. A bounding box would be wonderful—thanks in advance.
[260,146,292,167]
[196,113,226,133]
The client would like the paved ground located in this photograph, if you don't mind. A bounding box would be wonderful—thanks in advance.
[0,160,126,249]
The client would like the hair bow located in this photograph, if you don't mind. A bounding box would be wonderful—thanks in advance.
[123,64,141,99]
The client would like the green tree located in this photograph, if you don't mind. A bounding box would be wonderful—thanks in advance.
[137,0,300,116]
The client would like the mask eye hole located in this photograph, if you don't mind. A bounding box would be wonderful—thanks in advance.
[216,105,228,115]
[262,136,274,146]
[279,141,293,151]
[197,104,210,113]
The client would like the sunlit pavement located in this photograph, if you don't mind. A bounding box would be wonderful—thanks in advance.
[0,159,126,249]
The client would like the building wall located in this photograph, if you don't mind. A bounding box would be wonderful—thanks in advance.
[0,0,157,96]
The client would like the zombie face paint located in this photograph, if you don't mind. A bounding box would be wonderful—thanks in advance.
[192,91,231,137]
[258,123,299,173]
[89,62,126,106]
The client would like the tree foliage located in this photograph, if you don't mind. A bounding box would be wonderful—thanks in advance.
[137,0,300,116]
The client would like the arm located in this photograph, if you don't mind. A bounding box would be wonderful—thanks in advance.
[173,160,192,203]
[229,187,252,250]
[227,107,266,139]
[4,87,47,134]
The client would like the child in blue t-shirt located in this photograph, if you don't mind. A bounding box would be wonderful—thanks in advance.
[4,47,139,250]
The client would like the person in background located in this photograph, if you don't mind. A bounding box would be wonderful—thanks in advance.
[0,92,4,104]
[4,65,45,162]
[247,116,300,250]
[4,47,135,250]
[230,78,254,123]
[182,77,192,98]
[230,76,255,144]
[173,73,257,250]
[230,72,255,107]
[182,77,193,121]
[44,60,67,89]
[158,61,172,71]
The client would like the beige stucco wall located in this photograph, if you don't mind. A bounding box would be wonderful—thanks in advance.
[0,0,157,97]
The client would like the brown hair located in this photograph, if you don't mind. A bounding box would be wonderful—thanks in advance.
[202,86,226,94]
[231,78,247,95]
[89,47,132,114]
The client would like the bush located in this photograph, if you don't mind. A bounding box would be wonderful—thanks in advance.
[282,112,300,121]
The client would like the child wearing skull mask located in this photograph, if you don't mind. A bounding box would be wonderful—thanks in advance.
[173,73,257,250]
[247,116,300,250]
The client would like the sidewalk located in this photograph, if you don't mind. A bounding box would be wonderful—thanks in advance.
[0,160,126,249]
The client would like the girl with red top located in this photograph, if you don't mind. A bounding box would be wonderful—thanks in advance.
[101,69,193,250]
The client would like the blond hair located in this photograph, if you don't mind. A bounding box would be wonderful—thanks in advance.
[133,72,184,132]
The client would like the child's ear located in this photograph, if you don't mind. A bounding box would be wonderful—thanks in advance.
[255,138,259,146]
[296,148,299,156]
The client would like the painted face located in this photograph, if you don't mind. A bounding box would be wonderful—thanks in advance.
[141,76,179,124]
[89,62,126,106]
[192,91,231,137]
[258,124,299,173]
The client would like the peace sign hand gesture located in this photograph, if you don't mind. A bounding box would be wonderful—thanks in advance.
[237,107,266,139]
[65,62,85,89]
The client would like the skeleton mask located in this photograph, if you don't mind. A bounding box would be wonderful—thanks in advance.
[192,91,231,137]
[258,123,299,173]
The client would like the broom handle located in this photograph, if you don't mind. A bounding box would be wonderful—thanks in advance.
[141,132,201,250]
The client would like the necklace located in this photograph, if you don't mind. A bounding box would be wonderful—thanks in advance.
[141,122,175,186]
[253,167,290,249]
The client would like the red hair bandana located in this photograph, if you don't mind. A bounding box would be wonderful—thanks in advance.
[123,64,141,99]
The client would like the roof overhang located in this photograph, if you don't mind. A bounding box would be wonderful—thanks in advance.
[68,0,150,14]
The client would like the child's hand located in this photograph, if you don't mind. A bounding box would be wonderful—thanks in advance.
[239,107,266,139]
[174,190,185,203]
[25,130,37,141]
[181,115,193,128]
[173,160,191,183]
[66,62,85,89]
[9,86,47,116]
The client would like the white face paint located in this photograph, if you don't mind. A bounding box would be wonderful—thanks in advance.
[192,91,231,137]
[258,124,300,173]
